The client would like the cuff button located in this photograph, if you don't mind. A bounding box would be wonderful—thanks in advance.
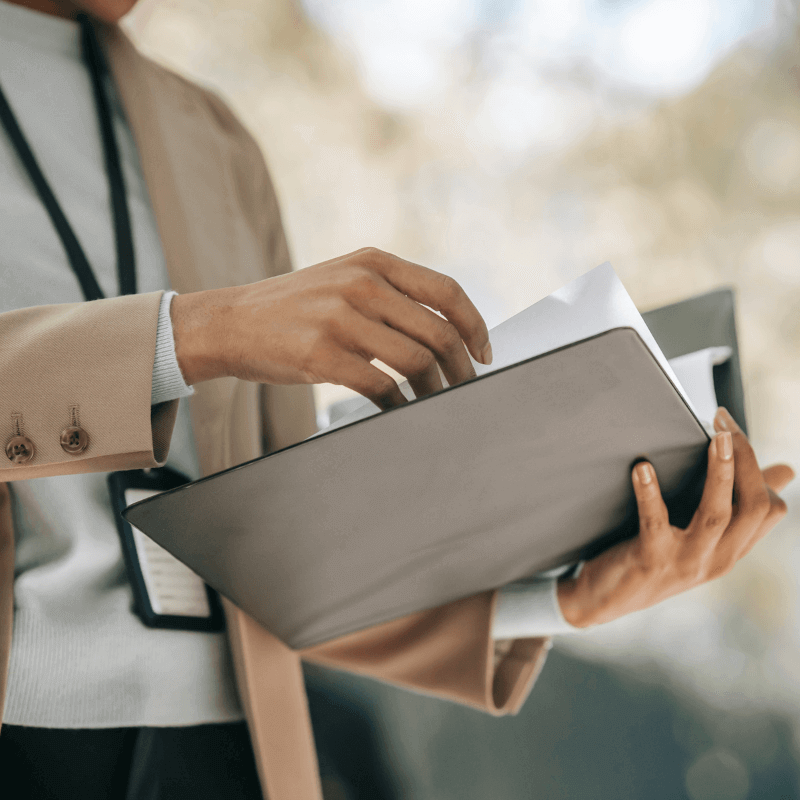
[6,435,35,464]
[60,426,89,455]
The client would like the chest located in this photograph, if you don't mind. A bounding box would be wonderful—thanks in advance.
[0,52,171,312]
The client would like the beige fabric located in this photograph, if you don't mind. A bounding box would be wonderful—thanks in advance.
[303,590,551,715]
[0,484,12,722]
[0,20,551,799]
[0,292,178,481]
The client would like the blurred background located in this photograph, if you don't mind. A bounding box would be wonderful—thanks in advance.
[125,1,800,797]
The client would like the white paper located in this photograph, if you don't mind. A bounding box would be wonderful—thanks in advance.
[668,346,731,428]
[314,262,700,436]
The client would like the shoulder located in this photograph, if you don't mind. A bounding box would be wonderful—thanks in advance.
[104,23,264,166]
[102,22,293,278]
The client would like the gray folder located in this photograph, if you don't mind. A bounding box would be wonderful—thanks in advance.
[125,291,743,650]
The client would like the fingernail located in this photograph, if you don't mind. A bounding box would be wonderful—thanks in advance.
[717,431,732,461]
[480,343,493,365]
[715,407,738,431]
[636,462,653,485]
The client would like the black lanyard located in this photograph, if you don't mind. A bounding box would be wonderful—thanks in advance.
[0,13,135,301]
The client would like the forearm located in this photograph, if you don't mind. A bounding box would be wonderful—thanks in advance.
[170,287,232,387]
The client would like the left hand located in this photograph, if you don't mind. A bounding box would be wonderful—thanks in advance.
[171,247,491,409]
[556,407,795,627]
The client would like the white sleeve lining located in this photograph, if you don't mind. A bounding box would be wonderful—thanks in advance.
[151,290,195,405]
[491,562,584,639]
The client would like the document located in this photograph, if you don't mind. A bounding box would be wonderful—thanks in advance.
[668,346,732,427]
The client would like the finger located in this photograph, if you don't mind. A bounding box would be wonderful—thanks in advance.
[757,486,788,540]
[763,464,796,494]
[747,487,788,551]
[335,308,444,399]
[685,432,735,554]
[303,248,368,271]
[714,407,771,525]
[358,248,492,365]
[363,289,477,388]
[631,461,671,556]
[330,350,408,410]
[722,486,788,564]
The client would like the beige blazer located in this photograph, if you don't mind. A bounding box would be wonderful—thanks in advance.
[0,22,551,800]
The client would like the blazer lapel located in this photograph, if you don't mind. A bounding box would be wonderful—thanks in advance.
[0,484,13,729]
[103,24,242,475]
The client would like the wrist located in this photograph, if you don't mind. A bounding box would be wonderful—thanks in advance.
[170,289,230,385]
[556,576,593,628]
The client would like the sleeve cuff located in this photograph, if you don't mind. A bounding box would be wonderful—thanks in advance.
[492,563,584,639]
[151,291,195,406]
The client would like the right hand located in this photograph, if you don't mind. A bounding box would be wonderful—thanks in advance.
[170,247,492,409]
[557,407,795,627]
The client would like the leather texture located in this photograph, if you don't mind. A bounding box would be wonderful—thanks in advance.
[0,19,551,800]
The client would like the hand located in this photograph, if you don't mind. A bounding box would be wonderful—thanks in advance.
[170,248,492,409]
[557,406,795,627]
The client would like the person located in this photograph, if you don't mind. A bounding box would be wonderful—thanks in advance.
[0,1,794,798]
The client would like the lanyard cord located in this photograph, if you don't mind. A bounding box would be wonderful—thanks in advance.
[0,13,135,301]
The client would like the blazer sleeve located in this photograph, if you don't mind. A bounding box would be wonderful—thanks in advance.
[302,590,552,716]
[0,290,180,481]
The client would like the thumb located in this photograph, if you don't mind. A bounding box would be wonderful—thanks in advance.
[763,464,795,494]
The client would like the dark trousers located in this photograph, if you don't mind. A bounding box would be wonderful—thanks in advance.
[0,722,263,800]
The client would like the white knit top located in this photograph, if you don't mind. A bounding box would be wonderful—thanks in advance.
[0,1,243,727]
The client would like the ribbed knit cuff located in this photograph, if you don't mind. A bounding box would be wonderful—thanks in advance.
[151,291,195,405]
[492,564,584,639]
